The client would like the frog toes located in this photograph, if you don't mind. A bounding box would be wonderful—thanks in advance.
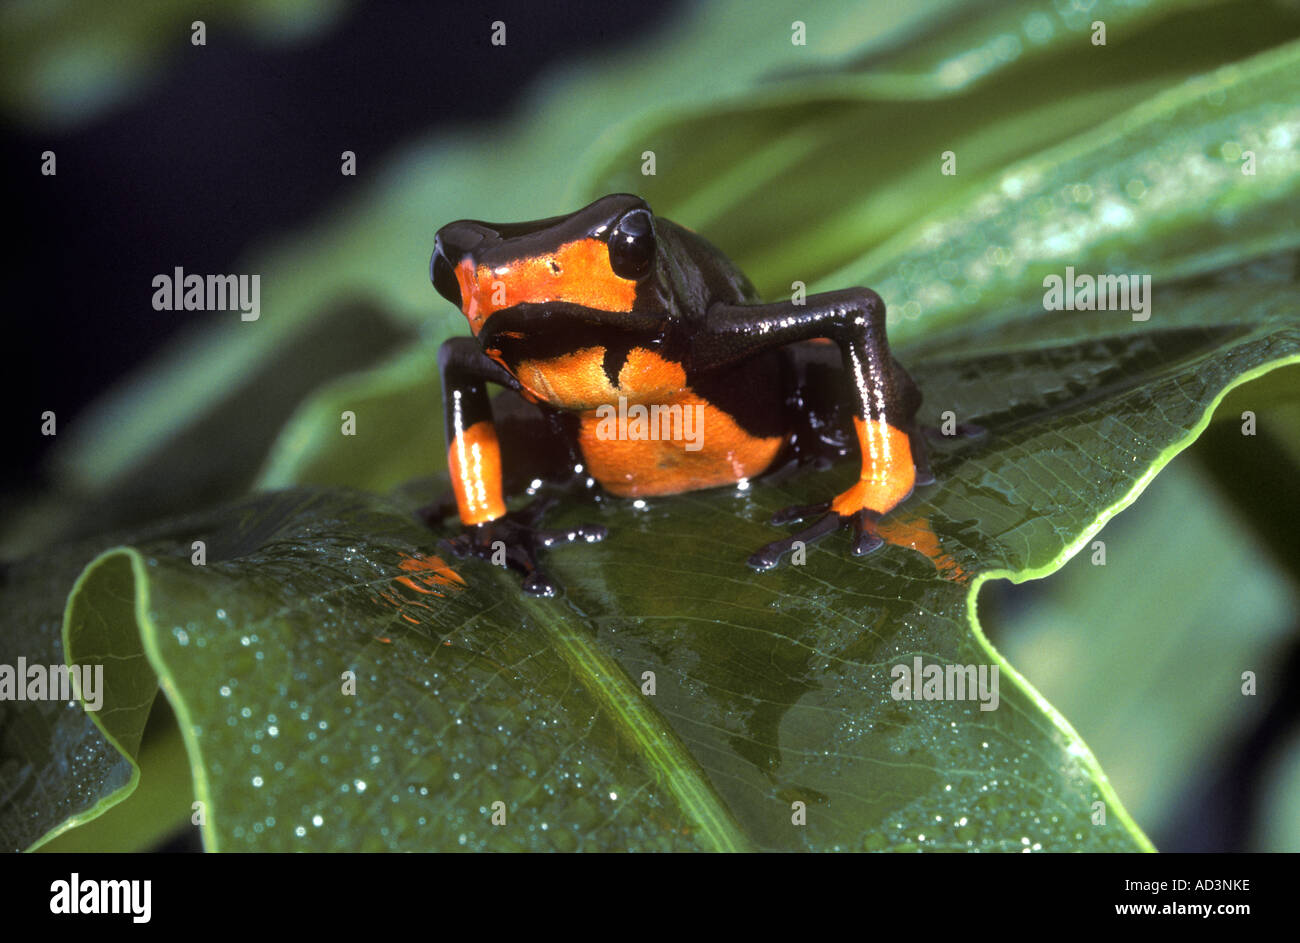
[848,508,884,555]
[751,502,888,570]
[439,501,606,596]
[747,510,842,570]
[770,500,831,525]
[521,570,559,597]
[923,421,985,441]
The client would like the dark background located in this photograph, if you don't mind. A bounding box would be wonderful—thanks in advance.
[2,1,677,493]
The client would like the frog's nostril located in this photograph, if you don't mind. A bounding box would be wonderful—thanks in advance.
[430,240,463,310]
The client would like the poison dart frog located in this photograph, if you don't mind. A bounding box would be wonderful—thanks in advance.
[426,193,934,596]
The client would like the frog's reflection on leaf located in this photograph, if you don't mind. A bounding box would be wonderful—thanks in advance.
[373,551,466,625]
[879,512,969,584]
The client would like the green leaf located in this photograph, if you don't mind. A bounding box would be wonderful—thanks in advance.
[35,702,196,854]
[21,237,1299,849]
[0,0,348,129]
[992,453,1298,837]
[57,491,735,851]
[1260,731,1300,852]
[1,299,415,559]
[852,39,1300,347]
[0,544,138,851]
[256,343,444,493]
[583,0,1299,297]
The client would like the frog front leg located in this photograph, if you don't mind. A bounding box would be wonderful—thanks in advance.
[694,288,928,570]
[429,337,605,596]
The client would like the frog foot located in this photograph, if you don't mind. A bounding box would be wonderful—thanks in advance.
[438,497,606,597]
[923,421,986,441]
[747,501,883,571]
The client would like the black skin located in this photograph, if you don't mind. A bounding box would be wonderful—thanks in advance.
[427,337,604,596]
[425,194,965,596]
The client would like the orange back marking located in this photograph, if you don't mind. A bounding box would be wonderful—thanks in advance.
[455,237,637,334]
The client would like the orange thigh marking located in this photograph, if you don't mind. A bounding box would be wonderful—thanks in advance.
[830,418,915,516]
[448,420,507,524]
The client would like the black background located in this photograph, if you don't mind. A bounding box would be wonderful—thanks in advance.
[2,1,677,491]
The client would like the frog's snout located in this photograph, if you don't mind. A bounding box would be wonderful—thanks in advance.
[431,236,462,310]
[433,221,498,311]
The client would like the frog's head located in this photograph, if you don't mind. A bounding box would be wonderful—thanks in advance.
[431,194,664,337]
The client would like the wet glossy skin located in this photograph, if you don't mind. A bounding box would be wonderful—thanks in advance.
[427,194,932,595]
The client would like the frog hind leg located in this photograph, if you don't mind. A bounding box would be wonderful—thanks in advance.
[893,358,936,487]
[696,289,927,570]
[909,425,936,487]
[748,414,917,569]
[441,494,605,597]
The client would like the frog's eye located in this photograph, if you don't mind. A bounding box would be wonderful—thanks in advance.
[430,241,463,309]
[607,210,655,281]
